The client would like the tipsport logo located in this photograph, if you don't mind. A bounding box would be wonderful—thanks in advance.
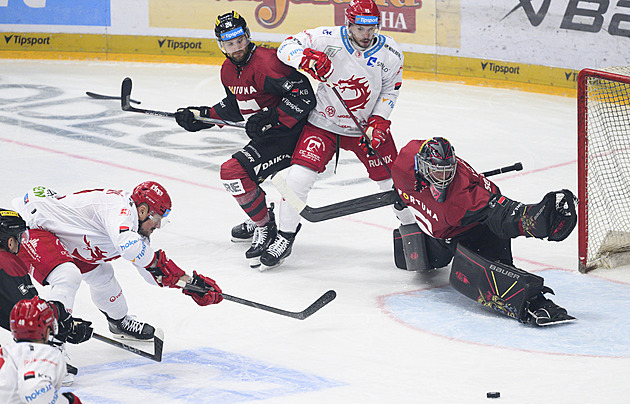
[481,61,521,76]
[157,39,202,51]
[4,34,50,47]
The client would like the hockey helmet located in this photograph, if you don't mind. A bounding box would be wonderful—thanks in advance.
[0,208,28,252]
[214,11,251,55]
[131,181,172,219]
[415,137,457,202]
[345,0,380,26]
[10,296,57,342]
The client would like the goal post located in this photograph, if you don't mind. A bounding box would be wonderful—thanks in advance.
[578,67,630,272]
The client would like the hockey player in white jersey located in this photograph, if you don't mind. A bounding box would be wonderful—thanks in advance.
[260,0,416,269]
[13,182,223,343]
[0,296,82,403]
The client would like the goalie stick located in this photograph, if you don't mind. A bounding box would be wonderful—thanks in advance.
[272,162,524,223]
[86,91,141,104]
[179,280,336,320]
[120,77,246,129]
[92,328,164,362]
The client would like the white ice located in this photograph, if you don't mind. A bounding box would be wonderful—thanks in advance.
[0,59,629,403]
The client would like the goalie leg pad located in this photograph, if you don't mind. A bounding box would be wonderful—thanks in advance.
[398,224,430,271]
[449,245,544,322]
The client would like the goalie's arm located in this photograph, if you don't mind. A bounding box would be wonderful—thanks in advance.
[478,189,578,242]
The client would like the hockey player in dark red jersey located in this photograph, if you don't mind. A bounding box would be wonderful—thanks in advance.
[175,11,316,269]
[390,138,578,326]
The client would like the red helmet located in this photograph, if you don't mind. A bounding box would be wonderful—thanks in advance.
[10,296,56,342]
[345,0,380,26]
[132,181,172,217]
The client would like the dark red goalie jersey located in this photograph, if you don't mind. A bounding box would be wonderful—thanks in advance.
[391,140,502,240]
[207,45,315,133]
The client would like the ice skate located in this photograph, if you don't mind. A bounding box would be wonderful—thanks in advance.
[245,204,277,269]
[107,314,156,341]
[527,295,576,326]
[260,224,301,270]
[231,218,256,243]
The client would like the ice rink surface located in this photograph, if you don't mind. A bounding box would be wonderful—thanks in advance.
[1,59,629,403]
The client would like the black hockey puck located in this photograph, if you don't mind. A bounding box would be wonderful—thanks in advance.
[487,392,500,398]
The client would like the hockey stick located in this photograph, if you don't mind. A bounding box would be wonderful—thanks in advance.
[120,77,246,129]
[92,328,164,362]
[272,162,524,222]
[329,85,393,178]
[181,281,336,320]
[86,91,141,104]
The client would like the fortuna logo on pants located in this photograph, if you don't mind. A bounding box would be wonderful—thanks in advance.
[253,154,291,175]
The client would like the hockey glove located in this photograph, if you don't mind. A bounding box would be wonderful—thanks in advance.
[485,190,578,241]
[48,301,93,344]
[359,115,391,154]
[175,107,215,132]
[145,249,186,288]
[299,48,333,82]
[246,107,279,140]
[62,392,82,404]
[182,270,223,306]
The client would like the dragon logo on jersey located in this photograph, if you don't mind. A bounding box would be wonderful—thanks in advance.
[337,76,370,112]
[73,236,107,263]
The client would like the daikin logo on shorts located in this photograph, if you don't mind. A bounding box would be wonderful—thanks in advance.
[356,15,378,25]
[221,27,244,41]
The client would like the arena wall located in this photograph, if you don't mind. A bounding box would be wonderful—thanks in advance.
[1,0,628,96]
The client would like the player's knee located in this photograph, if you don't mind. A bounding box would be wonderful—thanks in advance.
[220,158,248,181]
[82,263,115,287]
[46,262,82,290]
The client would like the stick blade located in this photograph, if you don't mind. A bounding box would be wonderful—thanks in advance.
[152,328,164,362]
[121,77,132,111]
[296,290,336,320]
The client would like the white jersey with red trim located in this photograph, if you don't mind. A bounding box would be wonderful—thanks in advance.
[277,25,404,137]
[13,187,155,271]
[0,343,69,404]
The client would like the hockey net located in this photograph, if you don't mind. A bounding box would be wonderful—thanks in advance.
[578,66,630,272]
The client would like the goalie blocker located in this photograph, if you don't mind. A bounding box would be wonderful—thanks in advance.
[449,245,575,326]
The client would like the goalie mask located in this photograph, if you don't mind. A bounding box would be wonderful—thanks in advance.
[345,0,380,49]
[215,11,253,64]
[415,137,457,203]
[0,208,29,254]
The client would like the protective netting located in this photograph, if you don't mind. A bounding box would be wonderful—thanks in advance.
[582,66,630,270]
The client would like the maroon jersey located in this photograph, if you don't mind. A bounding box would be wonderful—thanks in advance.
[391,140,501,239]
[0,251,38,330]
[207,45,315,132]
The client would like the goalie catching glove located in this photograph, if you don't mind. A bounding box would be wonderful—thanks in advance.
[182,271,223,306]
[359,115,390,154]
[299,48,333,82]
[485,189,578,241]
[175,106,215,132]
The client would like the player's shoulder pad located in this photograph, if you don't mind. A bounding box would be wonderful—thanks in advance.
[380,35,404,62]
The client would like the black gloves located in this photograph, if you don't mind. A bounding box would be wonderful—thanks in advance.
[48,300,93,344]
[246,107,279,140]
[175,107,215,132]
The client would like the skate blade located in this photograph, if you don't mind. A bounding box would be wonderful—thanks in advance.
[231,236,253,243]
[109,333,155,342]
[248,256,261,269]
[535,315,577,327]
[259,258,285,272]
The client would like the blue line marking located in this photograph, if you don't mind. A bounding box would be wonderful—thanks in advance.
[68,347,345,402]
[384,269,630,357]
